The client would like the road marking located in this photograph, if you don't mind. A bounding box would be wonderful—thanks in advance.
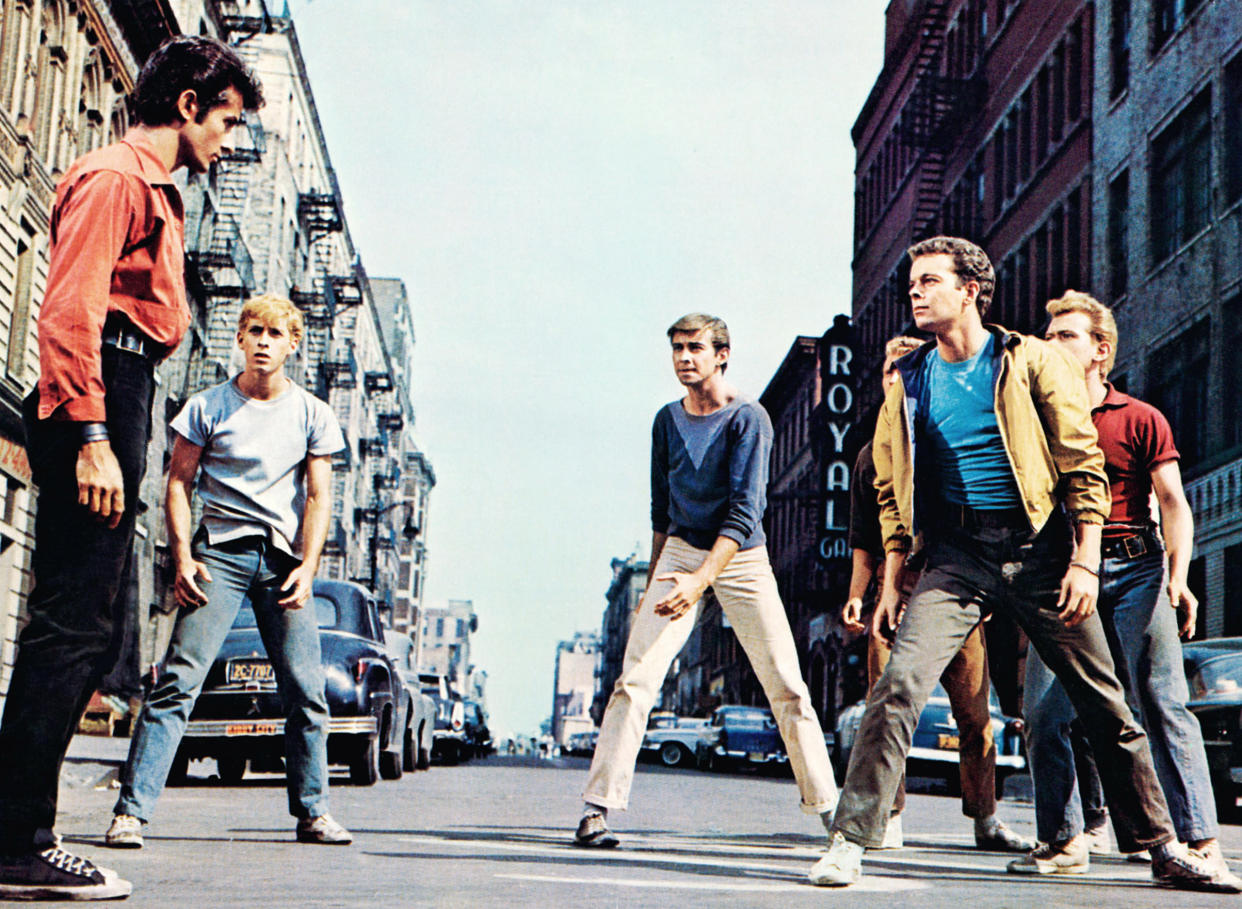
[495,872,928,893]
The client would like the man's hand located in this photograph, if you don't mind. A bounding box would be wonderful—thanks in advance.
[1168,577,1199,638]
[652,570,708,619]
[77,440,124,528]
[1057,564,1099,627]
[841,597,866,634]
[173,555,212,609]
[872,588,902,643]
[278,562,317,609]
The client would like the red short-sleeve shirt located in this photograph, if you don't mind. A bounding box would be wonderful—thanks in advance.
[1092,385,1179,534]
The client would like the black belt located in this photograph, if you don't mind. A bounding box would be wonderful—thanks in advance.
[1101,530,1159,561]
[939,502,1029,531]
[101,318,163,360]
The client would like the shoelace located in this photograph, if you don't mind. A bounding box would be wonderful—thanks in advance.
[39,848,96,878]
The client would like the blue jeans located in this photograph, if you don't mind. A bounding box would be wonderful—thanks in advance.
[115,535,330,822]
[1025,547,1217,843]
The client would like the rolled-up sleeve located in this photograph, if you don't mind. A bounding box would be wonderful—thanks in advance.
[719,405,770,546]
[873,382,912,553]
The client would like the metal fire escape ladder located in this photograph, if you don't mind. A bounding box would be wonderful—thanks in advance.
[904,0,952,240]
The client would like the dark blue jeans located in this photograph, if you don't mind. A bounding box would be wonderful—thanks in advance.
[0,346,154,853]
[831,515,1175,852]
[1025,547,1218,843]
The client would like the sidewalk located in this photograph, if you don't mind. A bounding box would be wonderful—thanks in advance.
[61,733,129,791]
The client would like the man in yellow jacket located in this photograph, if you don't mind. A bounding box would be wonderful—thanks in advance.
[809,236,1232,893]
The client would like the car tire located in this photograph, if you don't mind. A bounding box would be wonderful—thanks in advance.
[994,769,1009,801]
[217,755,246,785]
[402,724,415,773]
[380,727,404,782]
[417,739,432,771]
[166,751,190,787]
[659,742,688,768]
[350,734,381,786]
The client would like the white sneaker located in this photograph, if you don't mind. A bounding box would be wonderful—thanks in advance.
[809,831,865,887]
[103,814,143,849]
[1083,823,1113,855]
[875,813,903,850]
[1007,836,1089,875]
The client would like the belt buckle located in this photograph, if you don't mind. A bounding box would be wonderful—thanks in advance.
[1123,535,1147,559]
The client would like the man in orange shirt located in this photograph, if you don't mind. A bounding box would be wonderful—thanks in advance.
[0,36,261,901]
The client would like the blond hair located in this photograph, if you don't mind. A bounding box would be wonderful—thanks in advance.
[1046,290,1117,377]
[238,294,304,347]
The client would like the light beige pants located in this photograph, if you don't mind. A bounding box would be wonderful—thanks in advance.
[583,537,838,814]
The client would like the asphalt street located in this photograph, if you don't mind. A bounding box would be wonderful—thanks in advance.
[42,736,1242,908]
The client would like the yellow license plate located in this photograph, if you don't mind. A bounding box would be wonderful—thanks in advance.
[225,722,279,736]
[938,733,960,751]
[227,661,274,684]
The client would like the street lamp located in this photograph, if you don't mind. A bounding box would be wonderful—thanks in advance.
[351,498,419,624]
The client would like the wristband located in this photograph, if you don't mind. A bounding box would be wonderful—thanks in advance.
[1068,561,1098,577]
[80,422,109,445]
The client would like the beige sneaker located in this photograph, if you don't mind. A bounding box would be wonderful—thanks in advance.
[1082,822,1113,855]
[808,831,865,887]
[874,813,903,850]
[295,813,352,845]
[1007,836,1089,874]
[103,814,143,849]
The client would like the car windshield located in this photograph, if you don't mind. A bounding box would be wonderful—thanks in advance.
[1191,654,1242,698]
[231,596,339,630]
[723,711,769,728]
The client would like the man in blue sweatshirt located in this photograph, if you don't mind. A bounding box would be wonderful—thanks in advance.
[573,313,838,848]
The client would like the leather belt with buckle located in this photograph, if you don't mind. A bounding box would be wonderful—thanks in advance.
[101,320,163,360]
[1101,532,1154,561]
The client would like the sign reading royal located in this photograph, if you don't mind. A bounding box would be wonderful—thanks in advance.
[816,315,856,567]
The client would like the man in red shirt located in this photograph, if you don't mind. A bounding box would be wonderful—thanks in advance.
[0,36,261,901]
[1009,291,1240,888]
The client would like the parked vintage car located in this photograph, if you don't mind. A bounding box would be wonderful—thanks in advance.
[1182,637,1242,818]
[698,705,788,771]
[564,730,598,757]
[383,630,436,771]
[419,671,468,764]
[462,699,493,759]
[640,714,713,768]
[174,579,410,786]
[833,681,1026,794]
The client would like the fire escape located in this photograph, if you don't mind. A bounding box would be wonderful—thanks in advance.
[897,0,985,241]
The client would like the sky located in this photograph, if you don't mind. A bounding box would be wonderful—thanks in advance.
[292,1,885,738]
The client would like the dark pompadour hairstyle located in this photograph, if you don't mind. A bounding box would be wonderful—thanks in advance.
[907,236,996,317]
[130,35,263,126]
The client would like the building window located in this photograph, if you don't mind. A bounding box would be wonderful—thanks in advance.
[1153,0,1203,54]
[1223,294,1242,451]
[1108,170,1130,300]
[1226,52,1242,207]
[1110,0,1131,98]
[7,224,36,383]
[1151,91,1211,264]
[1149,320,1209,468]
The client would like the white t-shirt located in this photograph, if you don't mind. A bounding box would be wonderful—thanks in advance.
[171,377,345,557]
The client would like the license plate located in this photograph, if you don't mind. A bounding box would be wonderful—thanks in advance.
[748,751,765,762]
[227,660,274,684]
[938,733,960,751]
[224,722,279,736]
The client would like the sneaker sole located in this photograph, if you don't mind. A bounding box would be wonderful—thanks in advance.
[572,835,619,849]
[102,837,142,850]
[295,834,352,845]
[808,870,859,887]
[0,870,132,901]
[1007,862,1089,875]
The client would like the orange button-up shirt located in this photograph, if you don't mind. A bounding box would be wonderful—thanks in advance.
[37,131,190,421]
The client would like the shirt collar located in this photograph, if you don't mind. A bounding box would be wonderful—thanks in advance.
[118,130,177,187]
[1093,382,1128,412]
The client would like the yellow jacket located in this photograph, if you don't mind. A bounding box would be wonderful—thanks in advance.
[873,326,1109,554]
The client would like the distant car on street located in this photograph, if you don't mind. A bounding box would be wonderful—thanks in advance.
[462,699,493,759]
[641,714,713,768]
[419,671,469,764]
[699,705,788,771]
[175,579,410,786]
[1182,636,1242,818]
[833,681,1025,794]
[564,730,598,756]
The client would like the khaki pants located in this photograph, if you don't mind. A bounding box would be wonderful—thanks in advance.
[868,621,996,819]
[583,537,838,814]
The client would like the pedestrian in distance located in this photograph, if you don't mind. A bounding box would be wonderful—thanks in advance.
[1010,291,1241,887]
[841,335,1031,854]
[573,313,838,848]
[0,35,262,902]
[810,235,1235,893]
[104,295,352,852]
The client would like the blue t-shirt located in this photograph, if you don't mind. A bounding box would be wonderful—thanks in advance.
[917,334,1022,509]
[650,395,771,551]
[171,377,346,557]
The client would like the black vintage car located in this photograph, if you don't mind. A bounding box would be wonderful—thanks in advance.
[174,579,411,786]
[1182,637,1242,819]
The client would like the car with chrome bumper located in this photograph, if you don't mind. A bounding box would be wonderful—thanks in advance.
[698,705,788,770]
[641,714,712,768]
[1182,637,1242,818]
[173,579,410,786]
[833,681,1025,793]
